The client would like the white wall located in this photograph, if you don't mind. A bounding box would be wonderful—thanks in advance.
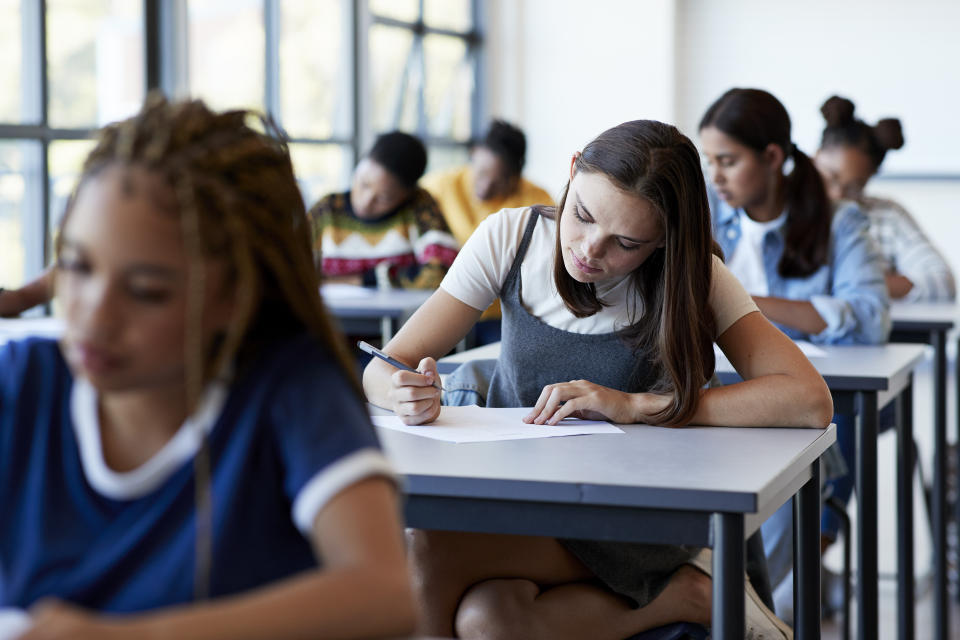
[484,0,677,197]
[675,0,960,175]
[484,0,959,579]
[485,0,960,274]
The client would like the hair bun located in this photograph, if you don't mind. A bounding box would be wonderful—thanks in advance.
[820,96,856,128]
[873,118,904,150]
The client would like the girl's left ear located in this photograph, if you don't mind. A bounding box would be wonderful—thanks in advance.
[763,143,786,173]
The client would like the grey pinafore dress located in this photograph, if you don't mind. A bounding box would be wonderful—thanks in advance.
[444,210,698,608]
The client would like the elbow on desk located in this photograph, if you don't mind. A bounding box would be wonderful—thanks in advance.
[804,377,834,429]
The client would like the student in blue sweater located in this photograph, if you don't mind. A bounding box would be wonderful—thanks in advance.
[0,95,414,639]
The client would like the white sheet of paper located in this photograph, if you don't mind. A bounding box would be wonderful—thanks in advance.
[0,609,31,640]
[372,406,624,443]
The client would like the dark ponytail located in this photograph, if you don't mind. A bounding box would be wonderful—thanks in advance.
[700,88,831,278]
[819,95,904,171]
[780,145,831,277]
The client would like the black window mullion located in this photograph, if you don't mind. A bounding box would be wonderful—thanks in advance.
[369,2,480,150]
[264,0,280,121]
[418,0,425,135]
[469,0,481,142]
[145,0,162,93]
[350,0,361,165]
[39,0,51,269]
[415,34,426,138]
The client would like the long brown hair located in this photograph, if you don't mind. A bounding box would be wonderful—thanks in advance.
[700,88,832,278]
[551,120,718,426]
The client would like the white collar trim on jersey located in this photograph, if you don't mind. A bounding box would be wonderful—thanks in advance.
[70,377,228,501]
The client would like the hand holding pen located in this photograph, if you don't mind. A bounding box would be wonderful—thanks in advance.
[358,341,442,424]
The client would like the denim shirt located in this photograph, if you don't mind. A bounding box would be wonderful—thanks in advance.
[709,189,890,345]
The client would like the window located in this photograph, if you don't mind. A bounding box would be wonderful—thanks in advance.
[0,0,145,289]
[368,0,479,172]
[0,0,482,289]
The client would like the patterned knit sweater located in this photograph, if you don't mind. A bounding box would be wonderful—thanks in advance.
[308,189,459,289]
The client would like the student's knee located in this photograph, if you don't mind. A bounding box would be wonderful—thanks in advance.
[455,578,541,640]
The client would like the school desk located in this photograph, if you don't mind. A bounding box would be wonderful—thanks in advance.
[890,301,958,640]
[373,405,836,640]
[717,343,926,640]
[0,288,434,350]
[438,341,927,640]
[320,285,432,344]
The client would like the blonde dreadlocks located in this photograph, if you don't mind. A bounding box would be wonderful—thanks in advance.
[58,92,360,398]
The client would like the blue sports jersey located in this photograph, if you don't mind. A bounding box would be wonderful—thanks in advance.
[0,335,392,612]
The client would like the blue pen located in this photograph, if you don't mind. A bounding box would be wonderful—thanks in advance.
[357,341,443,390]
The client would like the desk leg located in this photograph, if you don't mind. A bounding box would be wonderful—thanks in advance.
[897,377,915,640]
[380,316,393,344]
[712,512,744,640]
[931,330,948,638]
[794,458,821,640]
[956,333,960,604]
[856,390,879,640]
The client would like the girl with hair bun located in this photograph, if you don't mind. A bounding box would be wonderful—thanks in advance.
[816,95,955,301]
[700,87,891,623]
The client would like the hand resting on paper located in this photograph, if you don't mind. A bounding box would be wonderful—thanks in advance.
[523,380,673,426]
[388,357,442,425]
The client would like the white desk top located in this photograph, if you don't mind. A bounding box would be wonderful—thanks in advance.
[716,342,926,391]
[890,301,958,330]
[0,317,64,346]
[439,340,926,391]
[378,419,835,516]
[321,286,433,319]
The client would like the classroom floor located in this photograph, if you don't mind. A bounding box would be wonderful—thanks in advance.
[820,578,960,639]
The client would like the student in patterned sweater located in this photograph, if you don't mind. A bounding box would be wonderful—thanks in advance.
[309,132,458,290]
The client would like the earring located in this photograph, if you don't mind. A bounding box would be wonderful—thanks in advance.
[781,156,795,176]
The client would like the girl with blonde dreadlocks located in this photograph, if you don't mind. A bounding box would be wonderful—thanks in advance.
[0,95,415,639]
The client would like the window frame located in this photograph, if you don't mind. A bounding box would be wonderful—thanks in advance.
[363,0,483,160]
[0,0,483,283]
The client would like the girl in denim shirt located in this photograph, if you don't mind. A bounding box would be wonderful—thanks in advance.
[700,88,889,345]
[700,88,890,623]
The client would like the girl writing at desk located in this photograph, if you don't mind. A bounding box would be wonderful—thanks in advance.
[364,119,832,639]
[0,96,414,639]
